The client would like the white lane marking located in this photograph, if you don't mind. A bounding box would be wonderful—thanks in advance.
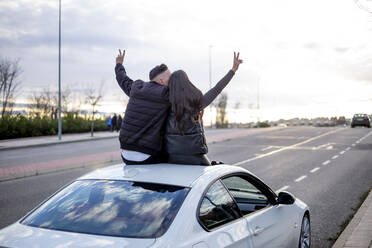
[310,167,320,173]
[356,140,360,144]
[352,144,356,147]
[323,160,331,165]
[332,155,339,159]
[295,175,307,182]
[233,128,343,166]
[346,147,351,151]
[276,185,290,193]
[312,142,335,150]
[340,151,345,155]
[261,146,273,151]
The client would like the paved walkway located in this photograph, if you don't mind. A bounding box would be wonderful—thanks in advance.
[0,131,119,150]
[333,190,372,248]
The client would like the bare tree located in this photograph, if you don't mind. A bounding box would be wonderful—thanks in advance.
[28,87,71,119]
[0,57,22,117]
[68,84,84,116]
[85,82,104,137]
[234,101,241,110]
[215,93,228,128]
[233,101,241,126]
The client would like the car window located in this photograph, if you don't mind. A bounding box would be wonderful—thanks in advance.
[222,176,269,216]
[21,180,189,238]
[198,180,241,230]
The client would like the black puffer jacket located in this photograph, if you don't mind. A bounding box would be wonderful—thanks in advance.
[115,63,170,156]
[164,70,235,159]
[165,113,208,155]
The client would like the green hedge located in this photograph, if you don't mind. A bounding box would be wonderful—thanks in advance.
[0,115,107,140]
[253,122,271,128]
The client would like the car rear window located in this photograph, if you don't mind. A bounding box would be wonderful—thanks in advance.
[21,180,189,238]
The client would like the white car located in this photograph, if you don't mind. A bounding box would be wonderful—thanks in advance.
[0,164,311,248]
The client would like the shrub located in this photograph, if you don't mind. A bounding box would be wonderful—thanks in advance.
[0,114,108,140]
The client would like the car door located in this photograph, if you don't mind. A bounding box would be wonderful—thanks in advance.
[197,179,254,248]
[221,174,297,248]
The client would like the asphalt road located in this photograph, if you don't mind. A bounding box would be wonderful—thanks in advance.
[1,126,371,248]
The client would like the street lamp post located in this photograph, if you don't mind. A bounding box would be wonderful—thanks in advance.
[58,0,62,140]
[257,75,261,122]
[209,45,213,128]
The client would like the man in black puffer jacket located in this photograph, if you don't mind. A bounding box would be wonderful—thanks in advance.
[115,49,171,165]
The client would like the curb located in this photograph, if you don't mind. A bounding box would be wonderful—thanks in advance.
[0,135,118,151]
[332,190,372,248]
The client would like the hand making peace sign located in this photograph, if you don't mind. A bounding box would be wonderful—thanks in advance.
[232,52,243,72]
[116,49,125,64]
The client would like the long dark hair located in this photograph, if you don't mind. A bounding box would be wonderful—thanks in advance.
[169,70,203,134]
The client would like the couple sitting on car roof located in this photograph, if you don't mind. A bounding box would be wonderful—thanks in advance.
[115,49,243,166]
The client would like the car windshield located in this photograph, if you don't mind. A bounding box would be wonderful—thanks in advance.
[21,180,189,238]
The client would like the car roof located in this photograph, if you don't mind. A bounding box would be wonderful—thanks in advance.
[78,163,247,187]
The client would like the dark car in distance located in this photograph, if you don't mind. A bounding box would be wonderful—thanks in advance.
[351,114,371,128]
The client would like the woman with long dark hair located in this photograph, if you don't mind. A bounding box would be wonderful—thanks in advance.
[165,52,243,165]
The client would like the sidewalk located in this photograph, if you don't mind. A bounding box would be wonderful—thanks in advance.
[332,190,372,248]
[0,127,282,151]
[0,131,119,150]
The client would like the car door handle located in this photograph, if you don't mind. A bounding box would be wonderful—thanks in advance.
[253,226,264,236]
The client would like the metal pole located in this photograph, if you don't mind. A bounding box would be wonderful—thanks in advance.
[58,0,62,140]
[257,76,260,122]
[257,76,260,110]
[209,45,212,128]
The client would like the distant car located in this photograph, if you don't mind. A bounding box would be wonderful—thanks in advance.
[0,164,311,248]
[351,114,371,128]
[337,116,346,126]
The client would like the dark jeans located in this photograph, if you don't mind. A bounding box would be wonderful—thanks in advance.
[121,153,166,165]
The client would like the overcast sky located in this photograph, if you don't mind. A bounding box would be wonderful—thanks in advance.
[1,0,372,122]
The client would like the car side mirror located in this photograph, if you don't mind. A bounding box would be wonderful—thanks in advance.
[277,191,295,205]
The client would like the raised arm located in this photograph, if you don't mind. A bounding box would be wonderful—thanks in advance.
[202,52,243,108]
[115,49,133,96]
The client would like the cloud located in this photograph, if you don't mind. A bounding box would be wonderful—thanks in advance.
[1,0,372,119]
[303,43,322,50]
[334,47,350,53]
